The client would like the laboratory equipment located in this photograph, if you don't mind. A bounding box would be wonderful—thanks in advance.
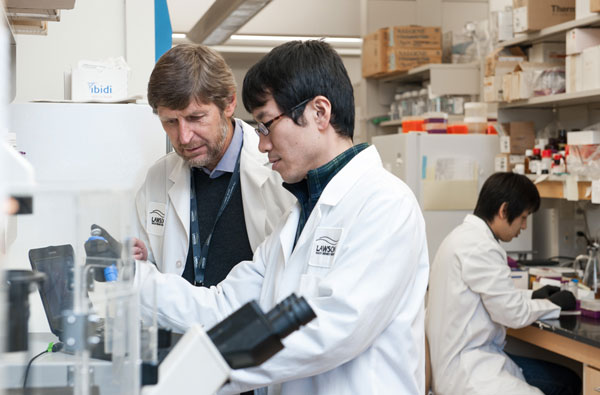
[2,187,142,395]
[581,241,600,297]
[372,133,533,261]
[143,293,316,395]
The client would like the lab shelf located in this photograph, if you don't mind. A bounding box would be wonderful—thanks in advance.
[498,89,600,109]
[379,120,403,127]
[526,174,592,200]
[374,63,480,97]
[498,14,600,48]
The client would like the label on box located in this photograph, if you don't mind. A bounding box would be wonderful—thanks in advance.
[495,155,508,172]
[592,179,600,204]
[513,7,528,33]
[71,66,128,102]
[500,135,511,153]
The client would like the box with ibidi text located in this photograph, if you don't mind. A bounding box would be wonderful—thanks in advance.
[71,58,129,102]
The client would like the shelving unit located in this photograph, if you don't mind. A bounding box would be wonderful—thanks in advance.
[499,89,600,109]
[374,63,480,97]
[494,16,600,203]
[527,176,591,200]
[499,14,600,48]
[379,120,403,128]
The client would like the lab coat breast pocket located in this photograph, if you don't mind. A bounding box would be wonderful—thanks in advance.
[299,227,343,297]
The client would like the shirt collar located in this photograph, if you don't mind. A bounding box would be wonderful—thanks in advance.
[283,143,369,208]
[201,118,243,179]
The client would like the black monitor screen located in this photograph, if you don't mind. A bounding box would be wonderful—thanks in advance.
[29,245,74,338]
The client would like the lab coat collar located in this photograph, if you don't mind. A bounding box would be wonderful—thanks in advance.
[464,214,498,244]
[283,145,381,261]
[167,157,191,236]
[318,145,380,207]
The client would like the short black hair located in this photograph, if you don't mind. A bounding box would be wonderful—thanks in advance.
[474,172,540,224]
[242,40,354,139]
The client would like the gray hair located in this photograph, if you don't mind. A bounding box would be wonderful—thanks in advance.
[147,44,236,113]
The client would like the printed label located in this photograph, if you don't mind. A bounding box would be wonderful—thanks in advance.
[147,202,166,236]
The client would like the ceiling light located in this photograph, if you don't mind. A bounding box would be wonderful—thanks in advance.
[187,0,273,46]
[229,34,363,45]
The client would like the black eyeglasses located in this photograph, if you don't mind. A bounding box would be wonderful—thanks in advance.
[255,98,312,136]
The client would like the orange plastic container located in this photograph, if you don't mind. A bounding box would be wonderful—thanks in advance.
[447,124,468,134]
[402,117,425,133]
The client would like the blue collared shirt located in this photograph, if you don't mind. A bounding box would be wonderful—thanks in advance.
[200,119,243,178]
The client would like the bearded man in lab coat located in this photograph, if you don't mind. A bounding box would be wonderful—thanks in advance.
[134,44,294,289]
[136,40,430,394]
[426,172,581,395]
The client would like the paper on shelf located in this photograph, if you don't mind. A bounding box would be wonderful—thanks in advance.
[564,175,579,201]
[434,157,476,181]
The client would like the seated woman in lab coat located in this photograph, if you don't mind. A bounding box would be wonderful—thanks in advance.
[426,172,580,395]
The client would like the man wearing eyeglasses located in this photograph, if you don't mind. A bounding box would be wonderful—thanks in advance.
[134,44,294,291]
[136,40,429,394]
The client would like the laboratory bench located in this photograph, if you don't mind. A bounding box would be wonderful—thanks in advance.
[2,333,114,394]
[508,315,600,394]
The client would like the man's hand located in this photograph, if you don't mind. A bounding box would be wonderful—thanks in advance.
[132,237,148,261]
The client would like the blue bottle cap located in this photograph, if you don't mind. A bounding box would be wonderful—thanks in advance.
[104,265,118,282]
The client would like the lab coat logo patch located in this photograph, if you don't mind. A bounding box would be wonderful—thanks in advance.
[310,227,342,268]
[147,202,166,236]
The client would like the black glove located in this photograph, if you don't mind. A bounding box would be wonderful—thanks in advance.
[532,285,560,299]
[548,290,577,311]
[85,224,122,282]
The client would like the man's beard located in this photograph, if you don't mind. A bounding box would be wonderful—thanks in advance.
[181,115,230,169]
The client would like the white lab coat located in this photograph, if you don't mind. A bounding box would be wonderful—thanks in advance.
[426,214,560,395]
[136,146,430,395]
[134,119,295,274]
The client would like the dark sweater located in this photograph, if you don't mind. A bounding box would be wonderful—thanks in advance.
[182,169,253,286]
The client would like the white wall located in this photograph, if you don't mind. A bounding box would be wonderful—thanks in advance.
[366,0,488,33]
[15,0,154,102]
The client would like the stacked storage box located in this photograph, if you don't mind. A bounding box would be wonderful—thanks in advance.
[362,25,442,78]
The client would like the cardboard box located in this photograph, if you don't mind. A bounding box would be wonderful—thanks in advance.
[513,0,575,33]
[494,8,515,42]
[566,53,583,93]
[362,28,389,78]
[502,73,513,102]
[389,26,441,49]
[591,0,600,11]
[495,153,526,172]
[484,60,521,102]
[504,62,561,101]
[566,28,600,55]
[484,75,503,102]
[528,42,566,63]
[582,45,600,90]
[71,65,128,102]
[485,47,527,77]
[501,121,536,154]
[387,48,442,73]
